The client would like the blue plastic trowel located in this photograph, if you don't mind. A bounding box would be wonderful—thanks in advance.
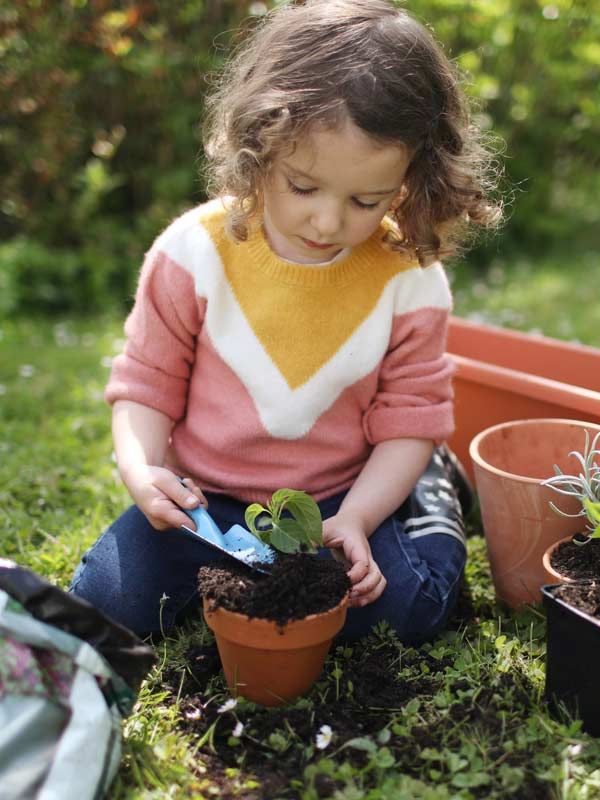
[178,501,277,575]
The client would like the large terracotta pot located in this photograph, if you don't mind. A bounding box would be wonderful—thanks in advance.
[469,419,600,607]
[447,317,600,483]
[203,594,349,707]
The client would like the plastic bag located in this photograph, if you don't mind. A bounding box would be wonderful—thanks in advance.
[0,560,155,800]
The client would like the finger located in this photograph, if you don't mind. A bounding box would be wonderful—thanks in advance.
[148,496,198,532]
[347,559,369,585]
[350,565,383,596]
[180,477,208,507]
[160,474,203,510]
[353,574,387,607]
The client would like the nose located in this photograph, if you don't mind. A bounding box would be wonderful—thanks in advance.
[310,199,343,241]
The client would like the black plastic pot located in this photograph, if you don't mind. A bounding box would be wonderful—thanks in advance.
[542,583,600,736]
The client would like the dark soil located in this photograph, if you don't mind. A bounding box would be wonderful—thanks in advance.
[160,613,548,800]
[550,536,600,581]
[554,580,600,618]
[197,554,351,626]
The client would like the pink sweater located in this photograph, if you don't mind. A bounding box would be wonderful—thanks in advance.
[106,200,454,504]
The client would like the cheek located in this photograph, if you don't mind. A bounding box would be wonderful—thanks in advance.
[349,212,386,243]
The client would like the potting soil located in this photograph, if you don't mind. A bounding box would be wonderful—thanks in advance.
[197,554,350,626]
[550,538,600,582]
[553,581,600,618]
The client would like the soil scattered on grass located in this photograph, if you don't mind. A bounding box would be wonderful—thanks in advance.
[554,580,600,618]
[161,620,547,800]
[197,554,350,626]
[550,538,600,581]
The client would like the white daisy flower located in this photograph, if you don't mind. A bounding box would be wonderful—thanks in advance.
[315,724,333,750]
[232,721,244,737]
[217,698,238,714]
[184,707,201,721]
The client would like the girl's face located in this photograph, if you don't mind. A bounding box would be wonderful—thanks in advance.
[262,120,410,264]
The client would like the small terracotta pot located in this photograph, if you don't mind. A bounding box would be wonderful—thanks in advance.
[203,594,349,707]
[470,418,600,607]
[543,535,586,584]
[447,317,600,483]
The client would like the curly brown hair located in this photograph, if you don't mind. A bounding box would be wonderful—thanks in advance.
[203,0,503,264]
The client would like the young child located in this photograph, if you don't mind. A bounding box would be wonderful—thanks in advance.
[71,0,501,641]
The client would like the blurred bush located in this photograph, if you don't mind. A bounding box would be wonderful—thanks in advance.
[1,0,599,315]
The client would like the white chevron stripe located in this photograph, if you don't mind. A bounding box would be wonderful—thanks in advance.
[405,514,463,533]
[407,526,466,545]
[155,206,451,440]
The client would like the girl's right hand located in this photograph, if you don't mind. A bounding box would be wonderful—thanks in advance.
[120,464,208,531]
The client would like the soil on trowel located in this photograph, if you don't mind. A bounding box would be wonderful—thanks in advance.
[197,553,351,626]
[554,580,600,619]
[550,537,600,581]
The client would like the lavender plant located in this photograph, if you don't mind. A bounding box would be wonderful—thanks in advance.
[541,431,600,539]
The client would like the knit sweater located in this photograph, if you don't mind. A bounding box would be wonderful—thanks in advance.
[105,199,455,504]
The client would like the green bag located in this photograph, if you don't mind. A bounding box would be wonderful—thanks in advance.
[0,560,155,800]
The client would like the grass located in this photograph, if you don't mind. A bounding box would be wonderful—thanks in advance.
[2,254,600,799]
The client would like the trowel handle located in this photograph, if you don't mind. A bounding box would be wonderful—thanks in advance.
[182,504,229,548]
[176,477,227,547]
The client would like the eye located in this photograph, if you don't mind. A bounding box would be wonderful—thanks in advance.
[352,198,381,210]
[287,179,316,196]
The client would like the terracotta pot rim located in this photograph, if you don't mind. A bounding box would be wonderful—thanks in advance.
[543,534,582,584]
[469,418,600,483]
[543,533,600,585]
[202,592,350,629]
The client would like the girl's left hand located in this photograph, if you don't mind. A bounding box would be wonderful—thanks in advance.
[322,514,387,607]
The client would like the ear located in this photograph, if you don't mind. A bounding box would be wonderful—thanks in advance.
[389,192,403,213]
[389,182,409,212]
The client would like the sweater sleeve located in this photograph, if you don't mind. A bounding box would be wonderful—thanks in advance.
[362,286,455,446]
[104,240,204,422]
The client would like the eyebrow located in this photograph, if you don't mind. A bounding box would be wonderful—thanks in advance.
[283,164,399,196]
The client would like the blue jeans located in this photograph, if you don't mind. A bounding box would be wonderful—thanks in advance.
[70,481,467,643]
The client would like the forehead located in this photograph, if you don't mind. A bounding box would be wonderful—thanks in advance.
[281,121,410,192]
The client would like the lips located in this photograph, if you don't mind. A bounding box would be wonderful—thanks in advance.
[301,237,336,250]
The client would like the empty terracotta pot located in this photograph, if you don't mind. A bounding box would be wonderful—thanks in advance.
[470,419,600,607]
[203,594,349,706]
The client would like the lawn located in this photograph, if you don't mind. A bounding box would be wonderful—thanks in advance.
[2,253,600,798]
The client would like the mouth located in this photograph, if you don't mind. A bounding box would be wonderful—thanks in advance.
[300,237,336,250]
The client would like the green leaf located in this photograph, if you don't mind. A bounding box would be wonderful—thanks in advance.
[451,772,491,788]
[584,498,600,524]
[277,490,323,548]
[269,519,303,553]
[244,503,271,541]
[344,736,377,754]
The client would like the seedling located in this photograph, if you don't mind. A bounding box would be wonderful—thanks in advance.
[245,489,323,554]
[541,431,600,542]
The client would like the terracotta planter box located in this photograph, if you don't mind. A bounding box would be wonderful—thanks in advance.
[446,317,600,482]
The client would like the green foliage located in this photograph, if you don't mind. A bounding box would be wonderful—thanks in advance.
[245,488,323,554]
[2,0,600,314]
[541,431,600,535]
